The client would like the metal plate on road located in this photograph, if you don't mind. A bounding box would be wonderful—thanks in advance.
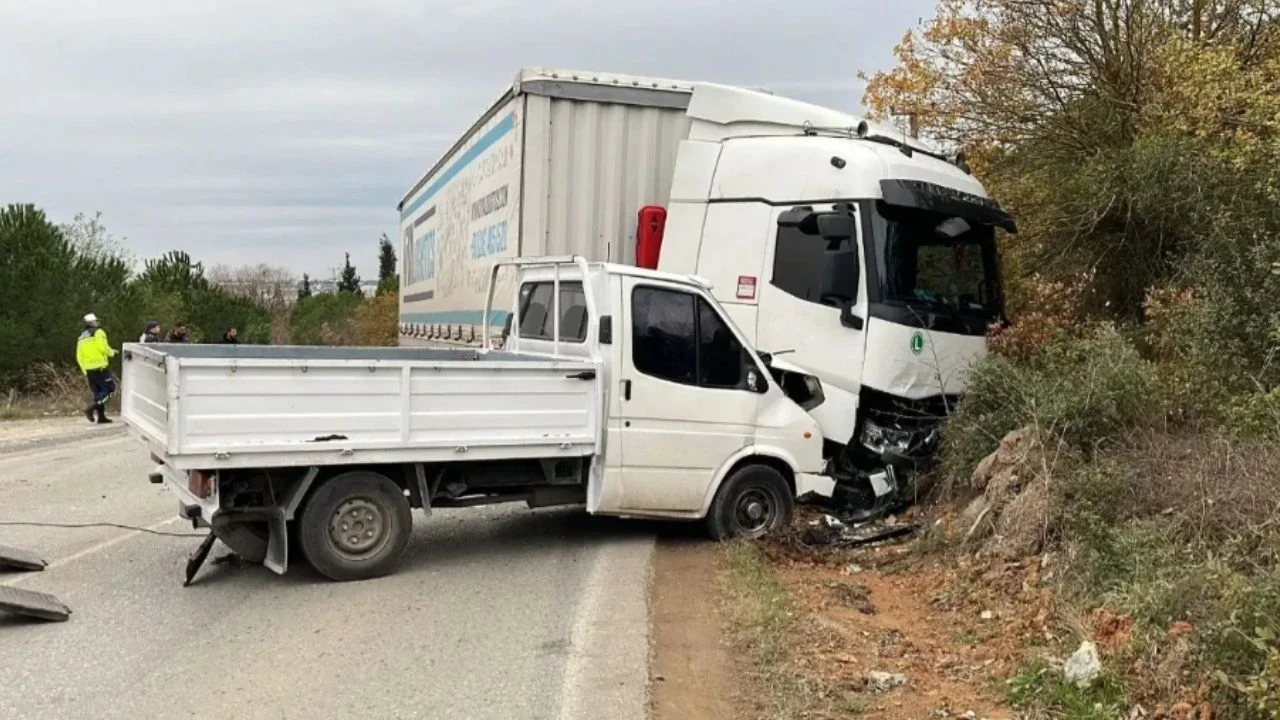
[0,544,47,571]
[0,585,71,622]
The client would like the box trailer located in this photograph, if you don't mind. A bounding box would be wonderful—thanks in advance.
[397,68,695,344]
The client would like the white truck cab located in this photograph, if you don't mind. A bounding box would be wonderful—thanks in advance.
[655,84,1015,516]
[122,258,829,583]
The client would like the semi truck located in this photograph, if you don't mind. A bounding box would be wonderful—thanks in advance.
[122,258,833,582]
[397,68,1015,518]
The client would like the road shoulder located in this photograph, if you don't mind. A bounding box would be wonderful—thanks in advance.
[649,539,742,720]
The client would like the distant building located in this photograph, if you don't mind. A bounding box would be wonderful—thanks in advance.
[301,279,379,298]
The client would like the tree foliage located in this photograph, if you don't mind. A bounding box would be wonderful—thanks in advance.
[337,252,361,294]
[376,233,398,296]
[862,0,1280,385]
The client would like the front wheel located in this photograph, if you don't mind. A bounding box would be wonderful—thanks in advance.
[297,471,412,581]
[705,464,794,541]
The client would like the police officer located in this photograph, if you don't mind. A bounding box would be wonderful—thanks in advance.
[76,313,117,424]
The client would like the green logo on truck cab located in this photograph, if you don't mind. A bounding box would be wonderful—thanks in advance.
[910,331,925,356]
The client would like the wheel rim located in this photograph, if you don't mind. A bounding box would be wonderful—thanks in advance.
[327,496,391,559]
[732,487,778,537]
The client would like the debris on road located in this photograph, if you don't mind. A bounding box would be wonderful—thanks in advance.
[802,514,916,549]
[0,543,47,571]
[183,533,218,587]
[0,542,72,622]
[0,584,71,622]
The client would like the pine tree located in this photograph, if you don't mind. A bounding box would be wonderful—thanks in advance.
[298,273,312,299]
[376,234,398,296]
[337,253,361,294]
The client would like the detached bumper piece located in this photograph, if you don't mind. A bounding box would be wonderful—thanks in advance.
[0,544,72,622]
[0,585,72,622]
[0,544,48,572]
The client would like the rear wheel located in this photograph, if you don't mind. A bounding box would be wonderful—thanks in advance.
[297,471,412,581]
[705,464,794,540]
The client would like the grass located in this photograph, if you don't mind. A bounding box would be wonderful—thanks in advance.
[2,362,93,421]
[720,541,828,719]
[1006,662,1128,720]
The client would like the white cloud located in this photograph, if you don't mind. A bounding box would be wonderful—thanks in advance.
[0,0,934,279]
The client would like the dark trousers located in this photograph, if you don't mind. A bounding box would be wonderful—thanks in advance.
[86,369,116,408]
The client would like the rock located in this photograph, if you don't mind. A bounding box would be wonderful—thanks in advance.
[865,670,908,692]
[980,610,995,621]
[1063,640,1103,687]
[844,563,865,574]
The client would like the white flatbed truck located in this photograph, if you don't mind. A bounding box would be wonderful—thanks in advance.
[121,258,831,582]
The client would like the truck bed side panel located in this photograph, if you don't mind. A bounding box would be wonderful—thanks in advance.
[123,345,601,470]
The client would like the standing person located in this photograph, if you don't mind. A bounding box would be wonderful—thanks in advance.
[221,327,239,344]
[167,322,190,343]
[76,313,117,424]
[139,321,162,343]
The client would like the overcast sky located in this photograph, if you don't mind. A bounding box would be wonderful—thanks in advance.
[0,0,933,281]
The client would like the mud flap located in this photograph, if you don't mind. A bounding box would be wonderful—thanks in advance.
[0,585,72,622]
[0,544,47,572]
[263,510,288,576]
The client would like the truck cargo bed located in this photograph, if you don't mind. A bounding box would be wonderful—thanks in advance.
[121,343,601,471]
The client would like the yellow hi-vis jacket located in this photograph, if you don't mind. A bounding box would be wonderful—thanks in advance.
[76,328,116,374]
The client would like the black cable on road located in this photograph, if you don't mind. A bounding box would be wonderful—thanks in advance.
[0,521,206,538]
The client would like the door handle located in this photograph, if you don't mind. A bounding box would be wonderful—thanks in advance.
[622,379,632,401]
[565,370,596,380]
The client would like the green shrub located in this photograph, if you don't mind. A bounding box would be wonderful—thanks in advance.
[944,325,1161,485]
[288,292,362,345]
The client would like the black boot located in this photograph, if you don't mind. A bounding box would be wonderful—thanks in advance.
[95,406,113,424]
[85,405,97,423]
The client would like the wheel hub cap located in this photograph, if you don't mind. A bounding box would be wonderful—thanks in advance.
[329,498,385,555]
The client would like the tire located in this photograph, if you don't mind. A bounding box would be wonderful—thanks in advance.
[705,464,794,541]
[212,521,269,564]
[297,470,412,581]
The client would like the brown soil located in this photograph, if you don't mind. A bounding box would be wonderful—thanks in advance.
[649,538,742,720]
[761,507,1059,719]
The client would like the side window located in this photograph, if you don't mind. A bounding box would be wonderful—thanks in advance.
[631,287,697,384]
[697,298,742,388]
[771,214,857,305]
[517,281,588,342]
[771,226,828,302]
[631,286,747,390]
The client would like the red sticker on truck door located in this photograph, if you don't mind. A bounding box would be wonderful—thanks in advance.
[736,276,757,300]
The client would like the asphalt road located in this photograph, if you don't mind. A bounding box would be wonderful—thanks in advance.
[0,425,655,720]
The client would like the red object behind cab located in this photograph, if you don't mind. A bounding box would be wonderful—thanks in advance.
[635,205,667,269]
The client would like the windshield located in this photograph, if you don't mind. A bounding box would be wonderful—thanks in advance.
[867,201,1001,322]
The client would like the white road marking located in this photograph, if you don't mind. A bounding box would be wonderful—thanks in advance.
[1,515,187,588]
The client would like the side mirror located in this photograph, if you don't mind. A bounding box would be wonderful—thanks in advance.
[819,249,860,304]
[746,368,766,394]
[817,213,855,242]
[777,206,816,229]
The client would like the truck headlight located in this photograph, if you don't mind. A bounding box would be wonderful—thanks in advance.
[860,419,914,454]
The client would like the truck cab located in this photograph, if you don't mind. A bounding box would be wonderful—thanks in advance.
[655,84,1015,514]
[500,260,831,520]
